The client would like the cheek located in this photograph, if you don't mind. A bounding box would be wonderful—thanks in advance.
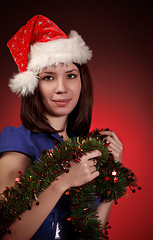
[39,83,52,100]
[76,88,81,101]
[73,81,82,99]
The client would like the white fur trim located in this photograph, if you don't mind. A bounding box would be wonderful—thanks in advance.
[9,70,39,96]
[28,30,92,73]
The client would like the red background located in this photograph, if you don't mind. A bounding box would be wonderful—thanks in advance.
[0,1,153,239]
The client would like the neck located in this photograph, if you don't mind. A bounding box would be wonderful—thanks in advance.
[46,114,69,140]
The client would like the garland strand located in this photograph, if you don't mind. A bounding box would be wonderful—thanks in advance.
[0,129,141,239]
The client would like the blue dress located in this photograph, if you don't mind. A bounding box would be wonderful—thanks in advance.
[0,125,101,239]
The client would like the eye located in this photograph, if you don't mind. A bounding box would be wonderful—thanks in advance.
[41,75,54,81]
[67,73,77,79]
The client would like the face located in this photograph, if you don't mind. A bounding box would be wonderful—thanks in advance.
[38,63,82,118]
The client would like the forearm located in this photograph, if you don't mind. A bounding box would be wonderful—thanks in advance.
[2,177,67,240]
[97,200,113,229]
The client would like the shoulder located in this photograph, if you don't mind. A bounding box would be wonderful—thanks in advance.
[0,125,61,162]
[1,124,36,134]
[0,125,30,135]
[0,125,32,146]
[0,125,36,159]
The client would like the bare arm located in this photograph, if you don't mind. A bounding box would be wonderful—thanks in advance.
[0,152,64,240]
[97,130,123,229]
[0,150,101,240]
[97,200,113,229]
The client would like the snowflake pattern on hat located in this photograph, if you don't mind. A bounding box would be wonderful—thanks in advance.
[7,15,67,73]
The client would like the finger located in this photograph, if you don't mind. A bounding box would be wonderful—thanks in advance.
[108,143,121,154]
[104,136,122,151]
[109,142,122,153]
[82,150,102,161]
[90,165,97,173]
[88,159,97,167]
[100,131,122,145]
[90,170,99,181]
[108,146,122,162]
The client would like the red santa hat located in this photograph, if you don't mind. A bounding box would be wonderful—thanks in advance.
[7,15,92,96]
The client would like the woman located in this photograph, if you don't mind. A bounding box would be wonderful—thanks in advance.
[0,15,123,239]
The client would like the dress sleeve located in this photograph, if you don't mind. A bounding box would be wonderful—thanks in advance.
[0,126,33,158]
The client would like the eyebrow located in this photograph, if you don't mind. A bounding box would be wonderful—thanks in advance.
[40,69,79,75]
[40,72,56,75]
[65,69,79,73]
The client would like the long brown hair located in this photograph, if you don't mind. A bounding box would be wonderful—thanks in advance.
[20,64,93,136]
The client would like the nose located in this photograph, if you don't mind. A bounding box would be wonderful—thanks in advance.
[55,78,67,94]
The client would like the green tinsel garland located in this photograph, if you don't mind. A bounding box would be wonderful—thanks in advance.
[0,129,140,239]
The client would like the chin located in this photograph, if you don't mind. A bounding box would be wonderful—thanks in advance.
[47,104,76,118]
[51,110,71,117]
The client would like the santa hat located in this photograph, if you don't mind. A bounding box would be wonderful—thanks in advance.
[7,15,92,96]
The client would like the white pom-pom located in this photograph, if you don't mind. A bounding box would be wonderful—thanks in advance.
[9,70,38,96]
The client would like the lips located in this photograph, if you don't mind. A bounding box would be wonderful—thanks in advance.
[52,99,71,106]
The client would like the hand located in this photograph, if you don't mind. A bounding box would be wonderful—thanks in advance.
[60,150,101,190]
[100,130,123,163]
